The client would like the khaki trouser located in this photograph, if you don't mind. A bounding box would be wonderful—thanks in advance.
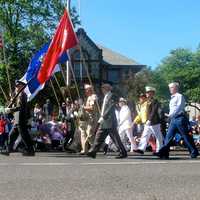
[79,117,97,153]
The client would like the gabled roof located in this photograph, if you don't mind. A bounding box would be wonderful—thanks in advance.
[97,44,140,66]
[77,28,101,53]
[76,28,144,66]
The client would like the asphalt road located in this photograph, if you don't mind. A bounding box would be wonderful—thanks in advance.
[0,151,200,200]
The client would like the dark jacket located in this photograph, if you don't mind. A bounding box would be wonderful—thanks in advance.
[99,92,118,129]
[147,98,161,125]
[10,92,29,125]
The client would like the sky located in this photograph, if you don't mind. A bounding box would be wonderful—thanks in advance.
[71,0,200,68]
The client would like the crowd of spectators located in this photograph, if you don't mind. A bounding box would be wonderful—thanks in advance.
[0,97,200,153]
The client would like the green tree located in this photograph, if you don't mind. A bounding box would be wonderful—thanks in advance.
[153,48,200,103]
[0,0,80,104]
[122,67,153,102]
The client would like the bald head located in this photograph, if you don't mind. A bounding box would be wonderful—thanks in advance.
[101,83,112,95]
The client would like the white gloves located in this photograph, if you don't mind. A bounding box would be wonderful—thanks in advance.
[5,107,11,114]
[145,120,151,126]
[98,117,104,123]
[165,113,169,117]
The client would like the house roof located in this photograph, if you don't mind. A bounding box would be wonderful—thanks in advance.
[76,28,144,67]
[97,44,140,66]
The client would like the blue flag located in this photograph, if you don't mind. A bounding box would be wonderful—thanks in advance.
[20,43,68,101]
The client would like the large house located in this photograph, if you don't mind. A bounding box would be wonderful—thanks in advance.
[69,28,145,88]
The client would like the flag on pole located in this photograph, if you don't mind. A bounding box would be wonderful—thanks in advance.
[21,43,68,101]
[0,33,3,48]
[37,9,78,84]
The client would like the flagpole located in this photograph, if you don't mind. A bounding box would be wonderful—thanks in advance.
[0,30,12,95]
[53,74,66,101]
[66,0,71,87]
[79,46,101,114]
[58,65,74,102]
[67,53,81,99]
[0,83,8,102]
[50,79,60,107]
[7,83,27,108]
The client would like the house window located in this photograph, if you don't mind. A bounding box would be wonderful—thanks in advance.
[74,62,87,78]
[108,70,119,83]
[72,50,90,78]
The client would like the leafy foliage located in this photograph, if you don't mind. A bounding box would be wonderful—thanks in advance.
[154,48,200,103]
[0,0,80,104]
[123,47,200,105]
[122,67,153,102]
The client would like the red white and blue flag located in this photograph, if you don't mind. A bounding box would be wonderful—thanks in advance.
[21,9,78,101]
[37,9,78,84]
[21,43,68,101]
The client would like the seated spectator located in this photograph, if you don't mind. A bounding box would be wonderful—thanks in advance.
[0,114,7,150]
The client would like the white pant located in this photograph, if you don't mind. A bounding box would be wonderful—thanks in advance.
[119,129,137,152]
[13,135,22,150]
[138,124,163,152]
[105,136,118,152]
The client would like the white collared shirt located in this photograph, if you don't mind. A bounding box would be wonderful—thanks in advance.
[169,92,185,118]
[118,105,132,133]
[101,91,111,116]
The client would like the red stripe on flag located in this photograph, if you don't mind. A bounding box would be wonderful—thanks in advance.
[37,9,78,84]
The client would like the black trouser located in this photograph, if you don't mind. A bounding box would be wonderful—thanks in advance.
[89,126,127,156]
[9,124,34,152]
[0,133,8,147]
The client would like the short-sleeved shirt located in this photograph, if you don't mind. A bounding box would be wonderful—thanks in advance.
[86,94,98,118]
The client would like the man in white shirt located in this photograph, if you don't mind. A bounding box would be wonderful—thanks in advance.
[158,82,199,159]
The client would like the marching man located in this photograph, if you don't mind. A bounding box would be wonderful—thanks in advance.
[79,84,98,154]
[158,82,199,159]
[2,80,35,156]
[87,83,127,159]
[134,86,163,154]
[118,97,137,152]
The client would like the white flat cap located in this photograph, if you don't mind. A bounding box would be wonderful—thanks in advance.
[84,84,92,89]
[145,86,156,92]
[119,97,127,103]
[168,82,179,88]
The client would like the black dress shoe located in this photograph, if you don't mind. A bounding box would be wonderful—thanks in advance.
[103,144,108,155]
[155,151,169,159]
[1,150,10,156]
[87,151,96,158]
[79,152,86,155]
[153,152,161,157]
[22,151,35,156]
[115,154,127,159]
[152,152,158,156]
[159,155,169,159]
[133,149,144,155]
[191,152,199,159]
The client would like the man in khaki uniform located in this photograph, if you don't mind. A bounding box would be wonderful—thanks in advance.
[79,84,98,154]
